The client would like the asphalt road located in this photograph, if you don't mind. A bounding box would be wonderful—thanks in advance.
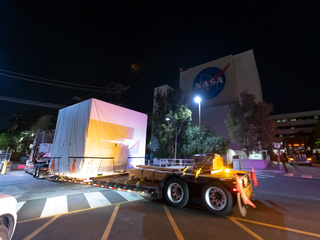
[1,167,320,240]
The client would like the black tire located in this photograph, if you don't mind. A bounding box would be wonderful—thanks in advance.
[201,182,233,217]
[0,224,9,240]
[36,165,42,179]
[164,178,189,208]
[32,164,38,178]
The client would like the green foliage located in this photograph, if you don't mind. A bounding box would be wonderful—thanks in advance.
[152,87,192,158]
[225,90,275,157]
[0,133,9,150]
[313,117,320,148]
[152,145,169,158]
[3,113,56,153]
[179,126,229,157]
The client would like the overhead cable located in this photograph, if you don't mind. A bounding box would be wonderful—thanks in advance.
[0,69,102,89]
[0,95,66,109]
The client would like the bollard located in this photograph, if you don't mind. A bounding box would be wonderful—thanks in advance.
[1,160,8,174]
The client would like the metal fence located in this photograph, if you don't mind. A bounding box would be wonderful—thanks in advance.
[0,148,12,164]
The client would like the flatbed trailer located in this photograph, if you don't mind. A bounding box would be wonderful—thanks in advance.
[47,154,256,217]
[86,154,256,217]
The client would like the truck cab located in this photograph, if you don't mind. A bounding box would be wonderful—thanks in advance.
[25,130,55,178]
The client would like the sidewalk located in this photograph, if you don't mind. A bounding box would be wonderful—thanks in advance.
[255,160,320,180]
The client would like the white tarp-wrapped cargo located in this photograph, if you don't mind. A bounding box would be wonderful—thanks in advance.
[50,98,147,178]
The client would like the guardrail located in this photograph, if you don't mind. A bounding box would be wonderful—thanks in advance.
[146,158,193,167]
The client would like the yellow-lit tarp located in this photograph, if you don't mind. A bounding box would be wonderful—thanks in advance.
[50,98,147,177]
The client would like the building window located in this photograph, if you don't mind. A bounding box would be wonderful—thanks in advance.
[291,127,294,129]
[282,119,287,122]
[290,118,296,121]
[315,116,319,119]
[280,134,283,137]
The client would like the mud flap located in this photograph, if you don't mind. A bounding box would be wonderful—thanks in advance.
[237,192,247,217]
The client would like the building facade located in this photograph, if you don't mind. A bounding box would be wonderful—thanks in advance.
[151,50,264,163]
[270,110,320,153]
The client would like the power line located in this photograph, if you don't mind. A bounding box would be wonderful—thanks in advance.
[0,73,106,92]
[0,95,66,109]
[0,69,102,89]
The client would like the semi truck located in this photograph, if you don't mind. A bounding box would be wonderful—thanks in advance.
[26,98,256,217]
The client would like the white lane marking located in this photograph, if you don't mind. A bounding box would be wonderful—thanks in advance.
[255,174,275,177]
[302,175,312,179]
[283,173,293,177]
[84,192,111,208]
[116,191,143,201]
[40,196,68,218]
[255,176,268,179]
[16,201,26,213]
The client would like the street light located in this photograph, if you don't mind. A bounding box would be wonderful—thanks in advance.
[166,117,178,160]
[194,96,201,151]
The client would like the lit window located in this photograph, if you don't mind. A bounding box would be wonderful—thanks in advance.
[291,127,294,129]
[280,134,283,137]
[291,118,296,121]
[315,116,319,119]
[282,119,286,122]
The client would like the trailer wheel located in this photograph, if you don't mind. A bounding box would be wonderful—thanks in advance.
[201,182,233,216]
[35,165,42,179]
[33,164,38,178]
[164,178,189,208]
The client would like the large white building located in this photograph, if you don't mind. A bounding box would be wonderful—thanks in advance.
[180,50,263,161]
[152,50,264,163]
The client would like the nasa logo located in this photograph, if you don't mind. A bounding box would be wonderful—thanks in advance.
[193,63,230,99]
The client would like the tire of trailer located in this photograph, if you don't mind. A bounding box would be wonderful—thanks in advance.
[36,164,42,179]
[32,164,38,178]
[201,182,233,217]
[164,178,189,208]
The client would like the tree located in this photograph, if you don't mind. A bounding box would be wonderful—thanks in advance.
[225,90,275,158]
[0,133,9,150]
[313,117,320,148]
[179,126,229,157]
[152,88,192,158]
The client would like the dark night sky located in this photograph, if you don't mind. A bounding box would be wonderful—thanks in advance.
[0,1,320,128]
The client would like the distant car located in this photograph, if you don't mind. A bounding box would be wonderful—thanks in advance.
[288,151,312,165]
[0,193,17,240]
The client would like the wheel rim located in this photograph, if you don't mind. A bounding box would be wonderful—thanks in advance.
[167,183,184,203]
[205,186,227,210]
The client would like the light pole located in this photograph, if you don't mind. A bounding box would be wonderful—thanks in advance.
[166,117,178,160]
[194,96,201,151]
